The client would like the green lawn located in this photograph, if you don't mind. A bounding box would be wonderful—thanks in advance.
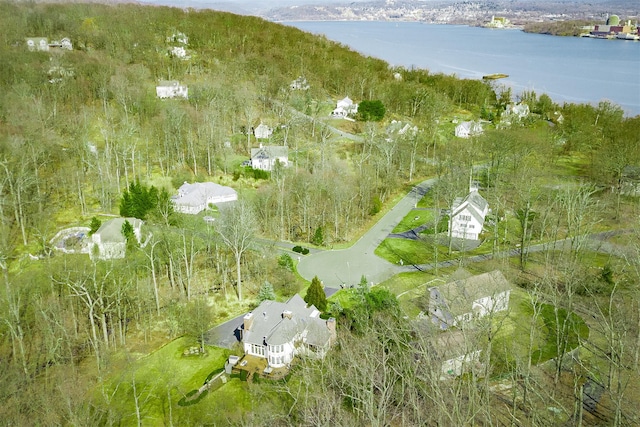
[375,236,456,265]
[392,209,435,233]
[101,337,252,425]
[491,291,589,375]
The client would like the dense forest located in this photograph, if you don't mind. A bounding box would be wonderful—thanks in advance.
[1,1,639,425]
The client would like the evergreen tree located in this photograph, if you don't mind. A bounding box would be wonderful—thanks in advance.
[121,220,137,252]
[358,100,385,122]
[88,217,101,235]
[257,281,276,302]
[119,182,161,220]
[304,275,327,311]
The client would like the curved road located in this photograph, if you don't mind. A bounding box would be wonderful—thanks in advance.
[297,179,434,290]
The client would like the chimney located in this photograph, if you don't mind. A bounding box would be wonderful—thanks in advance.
[326,317,337,342]
[243,312,254,331]
[282,310,293,320]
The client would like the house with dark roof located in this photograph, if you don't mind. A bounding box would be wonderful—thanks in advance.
[250,145,288,171]
[449,186,488,240]
[91,217,143,260]
[172,182,237,214]
[428,270,512,330]
[240,294,336,368]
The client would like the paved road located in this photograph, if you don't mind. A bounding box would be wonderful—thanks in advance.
[297,179,435,289]
[204,313,245,349]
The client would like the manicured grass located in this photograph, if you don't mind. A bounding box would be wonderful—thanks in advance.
[379,271,435,296]
[374,236,455,265]
[392,209,435,233]
[101,337,250,425]
[491,291,589,375]
[327,287,361,310]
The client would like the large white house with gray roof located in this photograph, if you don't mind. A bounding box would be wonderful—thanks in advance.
[240,294,336,368]
[449,186,488,240]
[172,182,237,214]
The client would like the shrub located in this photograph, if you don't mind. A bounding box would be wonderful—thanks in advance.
[293,245,309,254]
[278,253,294,271]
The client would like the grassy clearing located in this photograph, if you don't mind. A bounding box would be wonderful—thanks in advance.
[491,290,589,375]
[102,337,250,425]
[392,209,435,233]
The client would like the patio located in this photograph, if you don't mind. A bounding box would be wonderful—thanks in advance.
[232,354,290,381]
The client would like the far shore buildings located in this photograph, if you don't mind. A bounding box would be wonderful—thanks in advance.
[156,80,188,99]
[239,294,337,368]
[91,217,143,260]
[449,185,488,240]
[250,145,288,171]
[172,182,237,214]
[588,15,639,40]
[484,16,512,28]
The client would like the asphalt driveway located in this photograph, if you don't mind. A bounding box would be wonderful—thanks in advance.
[297,179,435,289]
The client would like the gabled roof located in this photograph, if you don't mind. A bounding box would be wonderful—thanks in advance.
[173,182,236,207]
[432,270,511,318]
[250,145,288,160]
[95,218,142,243]
[452,190,488,224]
[243,294,330,347]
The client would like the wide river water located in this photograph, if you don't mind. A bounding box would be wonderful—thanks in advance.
[284,21,640,117]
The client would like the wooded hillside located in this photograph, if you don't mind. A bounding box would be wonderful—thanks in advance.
[1,1,639,425]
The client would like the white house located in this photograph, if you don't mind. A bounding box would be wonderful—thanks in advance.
[250,145,288,171]
[449,186,488,240]
[254,123,273,139]
[386,120,418,138]
[505,103,530,119]
[167,31,188,45]
[91,217,143,260]
[331,96,358,118]
[49,37,73,51]
[169,46,189,59]
[156,80,188,99]
[454,121,483,138]
[240,294,336,368]
[290,76,310,90]
[428,270,512,330]
[172,182,238,214]
[26,37,49,52]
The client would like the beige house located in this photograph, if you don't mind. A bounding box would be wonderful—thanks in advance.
[428,270,512,330]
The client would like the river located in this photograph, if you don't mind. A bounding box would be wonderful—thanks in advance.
[284,21,640,117]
